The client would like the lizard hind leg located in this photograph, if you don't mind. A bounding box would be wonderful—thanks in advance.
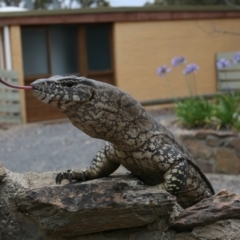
[158,160,188,195]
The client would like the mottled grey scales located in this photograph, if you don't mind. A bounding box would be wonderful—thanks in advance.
[31,75,214,208]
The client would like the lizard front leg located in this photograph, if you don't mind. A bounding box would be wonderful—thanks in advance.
[56,144,120,184]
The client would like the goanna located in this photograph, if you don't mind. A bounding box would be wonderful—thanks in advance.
[31,75,215,208]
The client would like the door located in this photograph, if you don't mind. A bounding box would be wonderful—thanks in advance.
[21,23,115,122]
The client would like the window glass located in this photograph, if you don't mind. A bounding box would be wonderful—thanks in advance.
[86,24,111,71]
[50,25,78,75]
[21,28,49,76]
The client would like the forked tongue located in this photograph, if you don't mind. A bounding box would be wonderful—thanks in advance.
[0,78,32,90]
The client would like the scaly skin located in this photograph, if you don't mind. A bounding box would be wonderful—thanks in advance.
[31,75,214,208]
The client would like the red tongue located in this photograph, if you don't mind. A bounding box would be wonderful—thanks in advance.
[0,78,32,90]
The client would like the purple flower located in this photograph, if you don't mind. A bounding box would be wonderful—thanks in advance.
[183,63,199,74]
[234,52,240,63]
[157,65,171,77]
[171,56,186,67]
[217,58,231,69]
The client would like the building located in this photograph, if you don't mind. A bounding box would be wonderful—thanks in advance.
[1,6,240,122]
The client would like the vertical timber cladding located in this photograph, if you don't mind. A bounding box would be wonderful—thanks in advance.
[21,23,115,122]
[0,26,25,124]
[0,69,22,124]
[10,25,27,123]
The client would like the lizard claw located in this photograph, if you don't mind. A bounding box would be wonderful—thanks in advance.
[56,172,63,184]
[55,169,73,185]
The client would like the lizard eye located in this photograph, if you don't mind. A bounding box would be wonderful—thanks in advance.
[65,82,74,88]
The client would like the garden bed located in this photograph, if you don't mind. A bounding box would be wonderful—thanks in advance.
[166,90,240,174]
[158,109,240,175]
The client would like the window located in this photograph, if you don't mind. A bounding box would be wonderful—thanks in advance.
[50,25,78,75]
[86,24,111,72]
[21,25,78,77]
[22,28,49,76]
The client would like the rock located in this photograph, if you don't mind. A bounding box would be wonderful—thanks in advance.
[15,174,176,237]
[215,148,240,174]
[1,163,240,240]
[206,135,224,147]
[191,219,240,240]
[174,232,194,240]
[174,219,240,240]
[0,166,47,240]
[229,137,240,152]
[77,218,176,240]
[0,163,6,181]
[0,165,177,239]
[195,130,238,139]
[174,129,196,140]
[195,160,213,173]
[181,139,212,160]
[171,190,240,231]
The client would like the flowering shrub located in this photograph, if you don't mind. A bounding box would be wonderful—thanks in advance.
[183,63,199,74]
[157,65,173,97]
[157,54,240,130]
[174,97,213,128]
[157,65,171,76]
[171,56,186,67]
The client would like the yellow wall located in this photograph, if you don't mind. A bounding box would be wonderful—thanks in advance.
[114,19,240,101]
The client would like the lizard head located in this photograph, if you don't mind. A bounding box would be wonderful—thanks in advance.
[31,75,157,149]
[31,75,95,109]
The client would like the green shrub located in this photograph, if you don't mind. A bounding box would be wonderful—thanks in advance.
[174,97,213,128]
[212,93,240,130]
[174,93,240,130]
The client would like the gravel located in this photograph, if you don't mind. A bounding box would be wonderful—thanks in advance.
[0,121,105,173]
[0,110,239,194]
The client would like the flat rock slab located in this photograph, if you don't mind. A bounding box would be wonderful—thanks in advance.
[15,173,176,237]
[2,164,240,240]
[175,219,240,240]
[172,189,240,231]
